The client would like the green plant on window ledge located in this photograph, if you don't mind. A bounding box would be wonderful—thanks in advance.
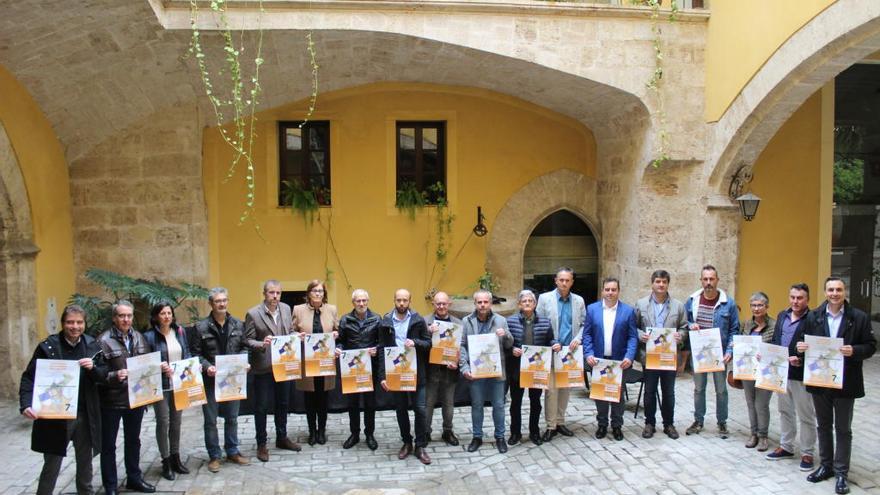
[396,181,427,220]
[281,179,329,224]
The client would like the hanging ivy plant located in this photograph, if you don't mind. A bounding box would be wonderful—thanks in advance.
[280,179,330,224]
[396,181,427,220]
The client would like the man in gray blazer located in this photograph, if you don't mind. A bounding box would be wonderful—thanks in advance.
[634,270,688,439]
[244,279,300,462]
[536,267,586,441]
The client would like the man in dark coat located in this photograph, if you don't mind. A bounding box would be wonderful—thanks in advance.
[19,304,106,495]
[797,277,877,495]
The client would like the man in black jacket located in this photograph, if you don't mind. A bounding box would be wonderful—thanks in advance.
[336,289,381,450]
[20,304,106,495]
[379,289,432,465]
[797,277,877,494]
[97,300,155,494]
[190,287,251,472]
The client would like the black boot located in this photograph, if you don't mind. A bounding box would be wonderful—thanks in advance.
[170,453,190,475]
[160,458,175,481]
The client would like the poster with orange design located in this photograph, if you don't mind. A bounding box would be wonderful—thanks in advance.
[645,327,677,371]
[553,345,585,388]
[589,358,623,403]
[519,345,551,389]
[270,334,302,382]
[171,357,207,410]
[429,321,462,366]
[304,333,336,377]
[340,349,373,394]
[384,346,417,391]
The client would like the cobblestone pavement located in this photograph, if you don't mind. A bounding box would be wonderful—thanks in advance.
[4,359,879,495]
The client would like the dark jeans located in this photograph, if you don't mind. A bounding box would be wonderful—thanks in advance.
[37,416,92,495]
[644,369,676,426]
[252,373,290,445]
[202,377,242,460]
[506,361,542,436]
[812,393,855,476]
[595,398,625,428]
[347,389,377,435]
[425,364,458,436]
[100,406,145,491]
[304,377,329,432]
[393,384,427,447]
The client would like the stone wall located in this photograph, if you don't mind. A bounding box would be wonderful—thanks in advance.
[68,105,208,293]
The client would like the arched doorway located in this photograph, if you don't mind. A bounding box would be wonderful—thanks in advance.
[523,209,599,303]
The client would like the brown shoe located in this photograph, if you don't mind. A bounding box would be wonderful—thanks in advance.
[397,442,413,460]
[226,453,250,466]
[276,437,302,452]
[414,447,432,465]
[207,458,221,473]
[745,435,758,448]
[756,437,769,452]
[256,445,269,462]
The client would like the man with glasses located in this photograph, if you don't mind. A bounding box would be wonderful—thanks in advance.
[424,291,463,446]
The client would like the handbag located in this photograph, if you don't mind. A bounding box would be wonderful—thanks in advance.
[727,370,743,389]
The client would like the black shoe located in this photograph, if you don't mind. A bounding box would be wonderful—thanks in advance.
[542,429,557,442]
[125,479,156,493]
[612,427,624,441]
[170,453,190,474]
[835,475,850,494]
[343,433,360,449]
[365,434,378,451]
[508,433,522,445]
[466,438,482,452]
[441,430,460,446]
[307,430,317,446]
[105,489,118,495]
[496,438,508,453]
[529,432,543,445]
[556,425,574,437]
[807,466,835,483]
[160,458,175,481]
[595,426,608,439]
[317,429,327,445]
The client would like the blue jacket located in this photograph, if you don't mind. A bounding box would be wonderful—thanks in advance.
[684,289,739,356]
[506,312,555,349]
[582,301,638,361]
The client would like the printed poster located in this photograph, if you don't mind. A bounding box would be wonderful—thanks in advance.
[304,333,337,377]
[690,328,725,373]
[384,346,417,391]
[340,348,373,394]
[519,345,551,389]
[554,345,586,388]
[732,335,761,380]
[756,343,789,393]
[803,335,844,389]
[589,358,623,403]
[215,354,248,402]
[127,351,163,408]
[271,334,303,382]
[429,321,462,366]
[645,327,677,371]
[31,359,80,419]
[171,357,207,410]
[467,334,502,379]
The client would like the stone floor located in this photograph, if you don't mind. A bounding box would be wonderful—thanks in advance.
[4,359,880,495]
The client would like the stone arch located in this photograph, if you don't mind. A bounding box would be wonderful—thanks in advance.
[707,0,880,191]
[487,169,600,296]
[0,121,39,398]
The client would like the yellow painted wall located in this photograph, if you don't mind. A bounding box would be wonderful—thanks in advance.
[736,88,831,316]
[204,83,596,317]
[0,65,75,337]
[705,0,836,121]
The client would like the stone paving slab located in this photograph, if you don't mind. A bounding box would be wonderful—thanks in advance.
[4,358,880,494]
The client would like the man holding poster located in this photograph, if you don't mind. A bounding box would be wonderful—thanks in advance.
[634,269,688,439]
[506,289,554,446]
[684,264,739,438]
[191,287,250,472]
[336,289,381,451]
[796,277,876,494]
[97,300,155,494]
[378,289,432,465]
[583,278,638,441]
[424,291,463,447]
[19,304,106,495]
[460,290,513,453]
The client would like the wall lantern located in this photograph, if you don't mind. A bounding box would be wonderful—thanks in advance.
[728,164,761,221]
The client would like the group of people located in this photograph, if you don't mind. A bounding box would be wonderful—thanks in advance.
[18,266,876,495]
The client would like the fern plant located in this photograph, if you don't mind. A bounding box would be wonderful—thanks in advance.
[281,179,323,224]
[396,181,427,220]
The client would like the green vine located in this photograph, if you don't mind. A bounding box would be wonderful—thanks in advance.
[395,181,427,220]
[427,182,454,264]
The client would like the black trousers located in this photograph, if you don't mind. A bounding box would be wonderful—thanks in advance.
[644,369,675,426]
[347,388,377,435]
[304,377,328,432]
[812,393,855,476]
[506,361,542,436]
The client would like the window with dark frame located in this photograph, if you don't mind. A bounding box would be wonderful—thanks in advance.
[278,121,331,206]
[396,121,447,204]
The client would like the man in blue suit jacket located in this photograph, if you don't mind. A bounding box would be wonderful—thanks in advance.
[583,277,639,441]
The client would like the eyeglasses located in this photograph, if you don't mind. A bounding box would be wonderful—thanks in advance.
[311,289,325,294]
[115,314,134,319]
